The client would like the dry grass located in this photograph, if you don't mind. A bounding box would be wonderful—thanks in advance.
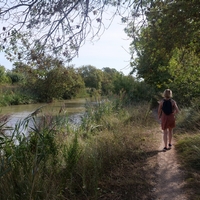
[173,106,200,199]
[76,102,160,199]
[175,133,200,200]
[0,101,162,200]
[95,125,160,200]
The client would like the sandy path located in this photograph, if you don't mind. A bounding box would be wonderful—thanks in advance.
[154,132,188,200]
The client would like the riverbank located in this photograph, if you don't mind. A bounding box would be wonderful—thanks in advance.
[0,100,158,199]
[1,100,200,199]
[0,98,86,128]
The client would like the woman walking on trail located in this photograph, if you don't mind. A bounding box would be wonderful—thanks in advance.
[158,89,179,151]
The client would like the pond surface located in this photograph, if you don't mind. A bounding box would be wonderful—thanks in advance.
[0,98,87,128]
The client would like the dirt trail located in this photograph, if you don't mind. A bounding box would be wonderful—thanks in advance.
[154,131,188,200]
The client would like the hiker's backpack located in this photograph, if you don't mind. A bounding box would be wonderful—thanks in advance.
[162,99,173,115]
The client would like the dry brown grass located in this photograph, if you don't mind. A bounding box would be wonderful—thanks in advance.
[175,133,200,200]
[91,124,160,200]
[83,104,160,200]
[0,101,163,200]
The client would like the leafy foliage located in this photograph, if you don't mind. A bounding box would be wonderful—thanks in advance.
[78,65,103,90]
[101,67,119,95]
[0,65,10,83]
[34,66,84,102]
[10,56,85,102]
[128,0,200,105]
[6,70,24,84]
[168,48,200,105]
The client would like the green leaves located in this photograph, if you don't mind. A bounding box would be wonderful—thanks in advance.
[168,48,200,105]
[129,0,200,104]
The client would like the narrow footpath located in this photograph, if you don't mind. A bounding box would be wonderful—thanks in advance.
[153,131,188,200]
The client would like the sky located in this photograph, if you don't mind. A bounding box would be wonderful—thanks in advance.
[70,17,132,75]
[0,16,133,75]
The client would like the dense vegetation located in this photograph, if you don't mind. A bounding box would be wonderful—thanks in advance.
[0,62,156,106]
[1,0,200,199]
[127,0,200,106]
[0,97,158,199]
[0,93,199,199]
[1,1,200,107]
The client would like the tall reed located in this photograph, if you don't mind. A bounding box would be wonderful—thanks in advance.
[0,110,64,199]
[0,98,157,199]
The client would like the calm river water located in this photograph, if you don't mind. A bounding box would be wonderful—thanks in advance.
[0,98,87,128]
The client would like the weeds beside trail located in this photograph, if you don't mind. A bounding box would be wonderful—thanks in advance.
[97,126,160,200]
[174,106,200,200]
[0,98,161,200]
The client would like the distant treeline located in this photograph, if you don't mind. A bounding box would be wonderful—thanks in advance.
[0,63,155,106]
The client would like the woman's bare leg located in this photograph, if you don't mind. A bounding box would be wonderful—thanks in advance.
[168,128,173,145]
[163,129,168,148]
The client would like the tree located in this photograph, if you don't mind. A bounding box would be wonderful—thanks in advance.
[168,48,200,105]
[78,65,103,90]
[0,65,10,83]
[12,57,85,102]
[62,67,85,99]
[128,0,200,92]
[113,73,135,95]
[6,70,24,84]
[35,66,84,102]
[0,0,149,62]
[101,67,119,94]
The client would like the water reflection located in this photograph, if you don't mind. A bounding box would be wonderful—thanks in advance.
[0,98,87,128]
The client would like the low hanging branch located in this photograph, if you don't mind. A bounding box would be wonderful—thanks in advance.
[0,0,147,62]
